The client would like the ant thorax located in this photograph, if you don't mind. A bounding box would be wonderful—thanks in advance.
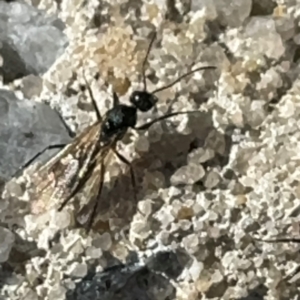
[100,104,137,142]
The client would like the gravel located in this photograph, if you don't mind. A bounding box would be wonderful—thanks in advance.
[1,0,300,300]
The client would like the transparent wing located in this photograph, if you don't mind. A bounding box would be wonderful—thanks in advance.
[75,149,115,228]
[28,121,111,214]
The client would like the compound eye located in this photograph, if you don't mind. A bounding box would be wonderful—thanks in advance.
[129,91,141,106]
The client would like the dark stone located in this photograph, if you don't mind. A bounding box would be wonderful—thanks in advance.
[0,1,68,83]
[0,89,71,179]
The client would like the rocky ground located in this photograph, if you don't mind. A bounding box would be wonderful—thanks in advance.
[1,0,300,299]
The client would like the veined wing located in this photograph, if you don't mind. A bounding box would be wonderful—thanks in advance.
[28,121,111,214]
[75,145,116,227]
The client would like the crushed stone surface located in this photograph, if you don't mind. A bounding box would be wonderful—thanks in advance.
[1,0,300,300]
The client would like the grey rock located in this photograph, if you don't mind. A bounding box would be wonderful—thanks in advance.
[0,89,71,180]
[66,250,185,300]
[0,226,15,263]
[0,0,68,82]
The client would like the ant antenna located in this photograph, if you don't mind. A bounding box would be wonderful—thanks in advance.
[141,32,157,92]
[140,32,216,95]
[81,70,102,122]
[151,65,216,95]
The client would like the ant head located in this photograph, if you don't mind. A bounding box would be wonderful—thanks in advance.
[129,32,158,113]
[130,91,158,112]
[133,31,216,113]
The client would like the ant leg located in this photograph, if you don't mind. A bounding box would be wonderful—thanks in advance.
[112,149,145,216]
[86,161,106,233]
[112,150,137,204]
[253,237,300,243]
[13,143,67,177]
[82,71,102,122]
[54,108,77,138]
[134,111,199,131]
[113,91,120,107]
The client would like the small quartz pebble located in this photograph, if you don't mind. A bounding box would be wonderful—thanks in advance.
[70,239,84,255]
[135,135,150,152]
[85,246,103,259]
[154,206,175,227]
[171,163,205,185]
[0,227,15,263]
[178,219,192,231]
[25,211,51,233]
[130,220,151,240]
[4,180,23,197]
[204,170,220,189]
[50,210,71,229]
[182,233,199,254]
[211,269,224,283]
[48,284,67,300]
[68,262,88,278]
[137,199,153,216]
[189,259,204,282]
[92,232,112,251]
[22,289,38,300]
[37,227,58,250]
[243,17,285,60]
[214,0,252,27]
[188,148,215,164]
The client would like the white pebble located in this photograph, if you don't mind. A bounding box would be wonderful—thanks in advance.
[92,232,112,251]
[189,259,204,282]
[48,284,66,300]
[68,262,88,278]
[135,135,150,152]
[50,210,71,229]
[171,163,205,185]
[85,246,103,259]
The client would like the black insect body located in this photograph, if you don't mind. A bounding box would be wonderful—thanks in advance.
[100,88,167,142]
[19,32,216,232]
[100,104,137,143]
